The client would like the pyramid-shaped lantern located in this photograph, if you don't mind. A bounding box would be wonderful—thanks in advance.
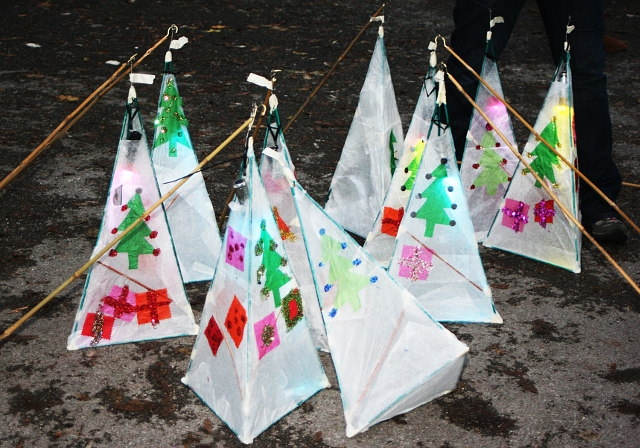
[68,86,198,350]
[256,85,329,351]
[459,18,519,242]
[182,140,329,444]
[365,42,439,267]
[324,19,404,238]
[483,47,581,272]
[387,73,502,324]
[292,179,468,437]
[151,39,222,283]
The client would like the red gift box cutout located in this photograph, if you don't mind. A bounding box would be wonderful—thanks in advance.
[135,288,172,326]
[534,199,556,228]
[81,311,115,341]
[381,206,404,237]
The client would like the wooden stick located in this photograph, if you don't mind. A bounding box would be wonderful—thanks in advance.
[0,109,261,341]
[447,72,639,295]
[282,3,385,134]
[353,309,405,408]
[0,29,172,191]
[622,181,640,189]
[96,261,153,291]
[216,307,243,400]
[441,38,639,235]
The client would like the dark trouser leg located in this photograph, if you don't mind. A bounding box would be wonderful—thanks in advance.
[536,0,622,225]
[445,0,527,160]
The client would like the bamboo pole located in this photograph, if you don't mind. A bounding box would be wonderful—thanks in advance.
[282,3,386,134]
[0,26,176,191]
[440,37,639,235]
[0,107,262,341]
[447,71,639,295]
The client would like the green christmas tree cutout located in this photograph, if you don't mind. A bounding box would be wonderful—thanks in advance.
[471,148,509,196]
[153,78,189,157]
[255,219,291,307]
[320,234,370,312]
[469,123,510,196]
[401,138,426,192]
[410,159,457,238]
[388,130,398,175]
[109,188,160,269]
[479,123,498,149]
[524,117,561,188]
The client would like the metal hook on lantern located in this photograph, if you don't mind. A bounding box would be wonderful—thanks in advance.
[126,53,138,72]
[166,24,179,38]
[431,35,451,64]
[270,69,282,88]
[435,34,447,48]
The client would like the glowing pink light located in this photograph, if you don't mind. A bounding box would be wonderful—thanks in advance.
[119,169,135,183]
[486,96,505,116]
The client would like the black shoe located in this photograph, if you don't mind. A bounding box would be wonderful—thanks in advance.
[589,217,628,244]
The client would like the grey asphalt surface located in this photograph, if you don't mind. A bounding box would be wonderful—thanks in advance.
[1,1,638,447]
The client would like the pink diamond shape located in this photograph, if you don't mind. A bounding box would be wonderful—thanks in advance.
[225,226,247,271]
[254,312,280,360]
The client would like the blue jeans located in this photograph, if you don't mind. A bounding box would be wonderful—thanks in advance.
[446,0,622,225]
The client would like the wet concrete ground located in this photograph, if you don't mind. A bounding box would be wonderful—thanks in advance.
[0,0,639,447]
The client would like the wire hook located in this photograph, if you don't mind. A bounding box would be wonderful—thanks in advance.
[166,24,179,38]
[126,53,138,73]
[270,69,282,88]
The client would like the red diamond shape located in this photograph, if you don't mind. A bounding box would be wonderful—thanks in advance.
[225,295,247,348]
[204,316,224,356]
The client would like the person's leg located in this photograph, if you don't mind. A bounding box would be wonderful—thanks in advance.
[445,0,526,160]
[537,0,625,241]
